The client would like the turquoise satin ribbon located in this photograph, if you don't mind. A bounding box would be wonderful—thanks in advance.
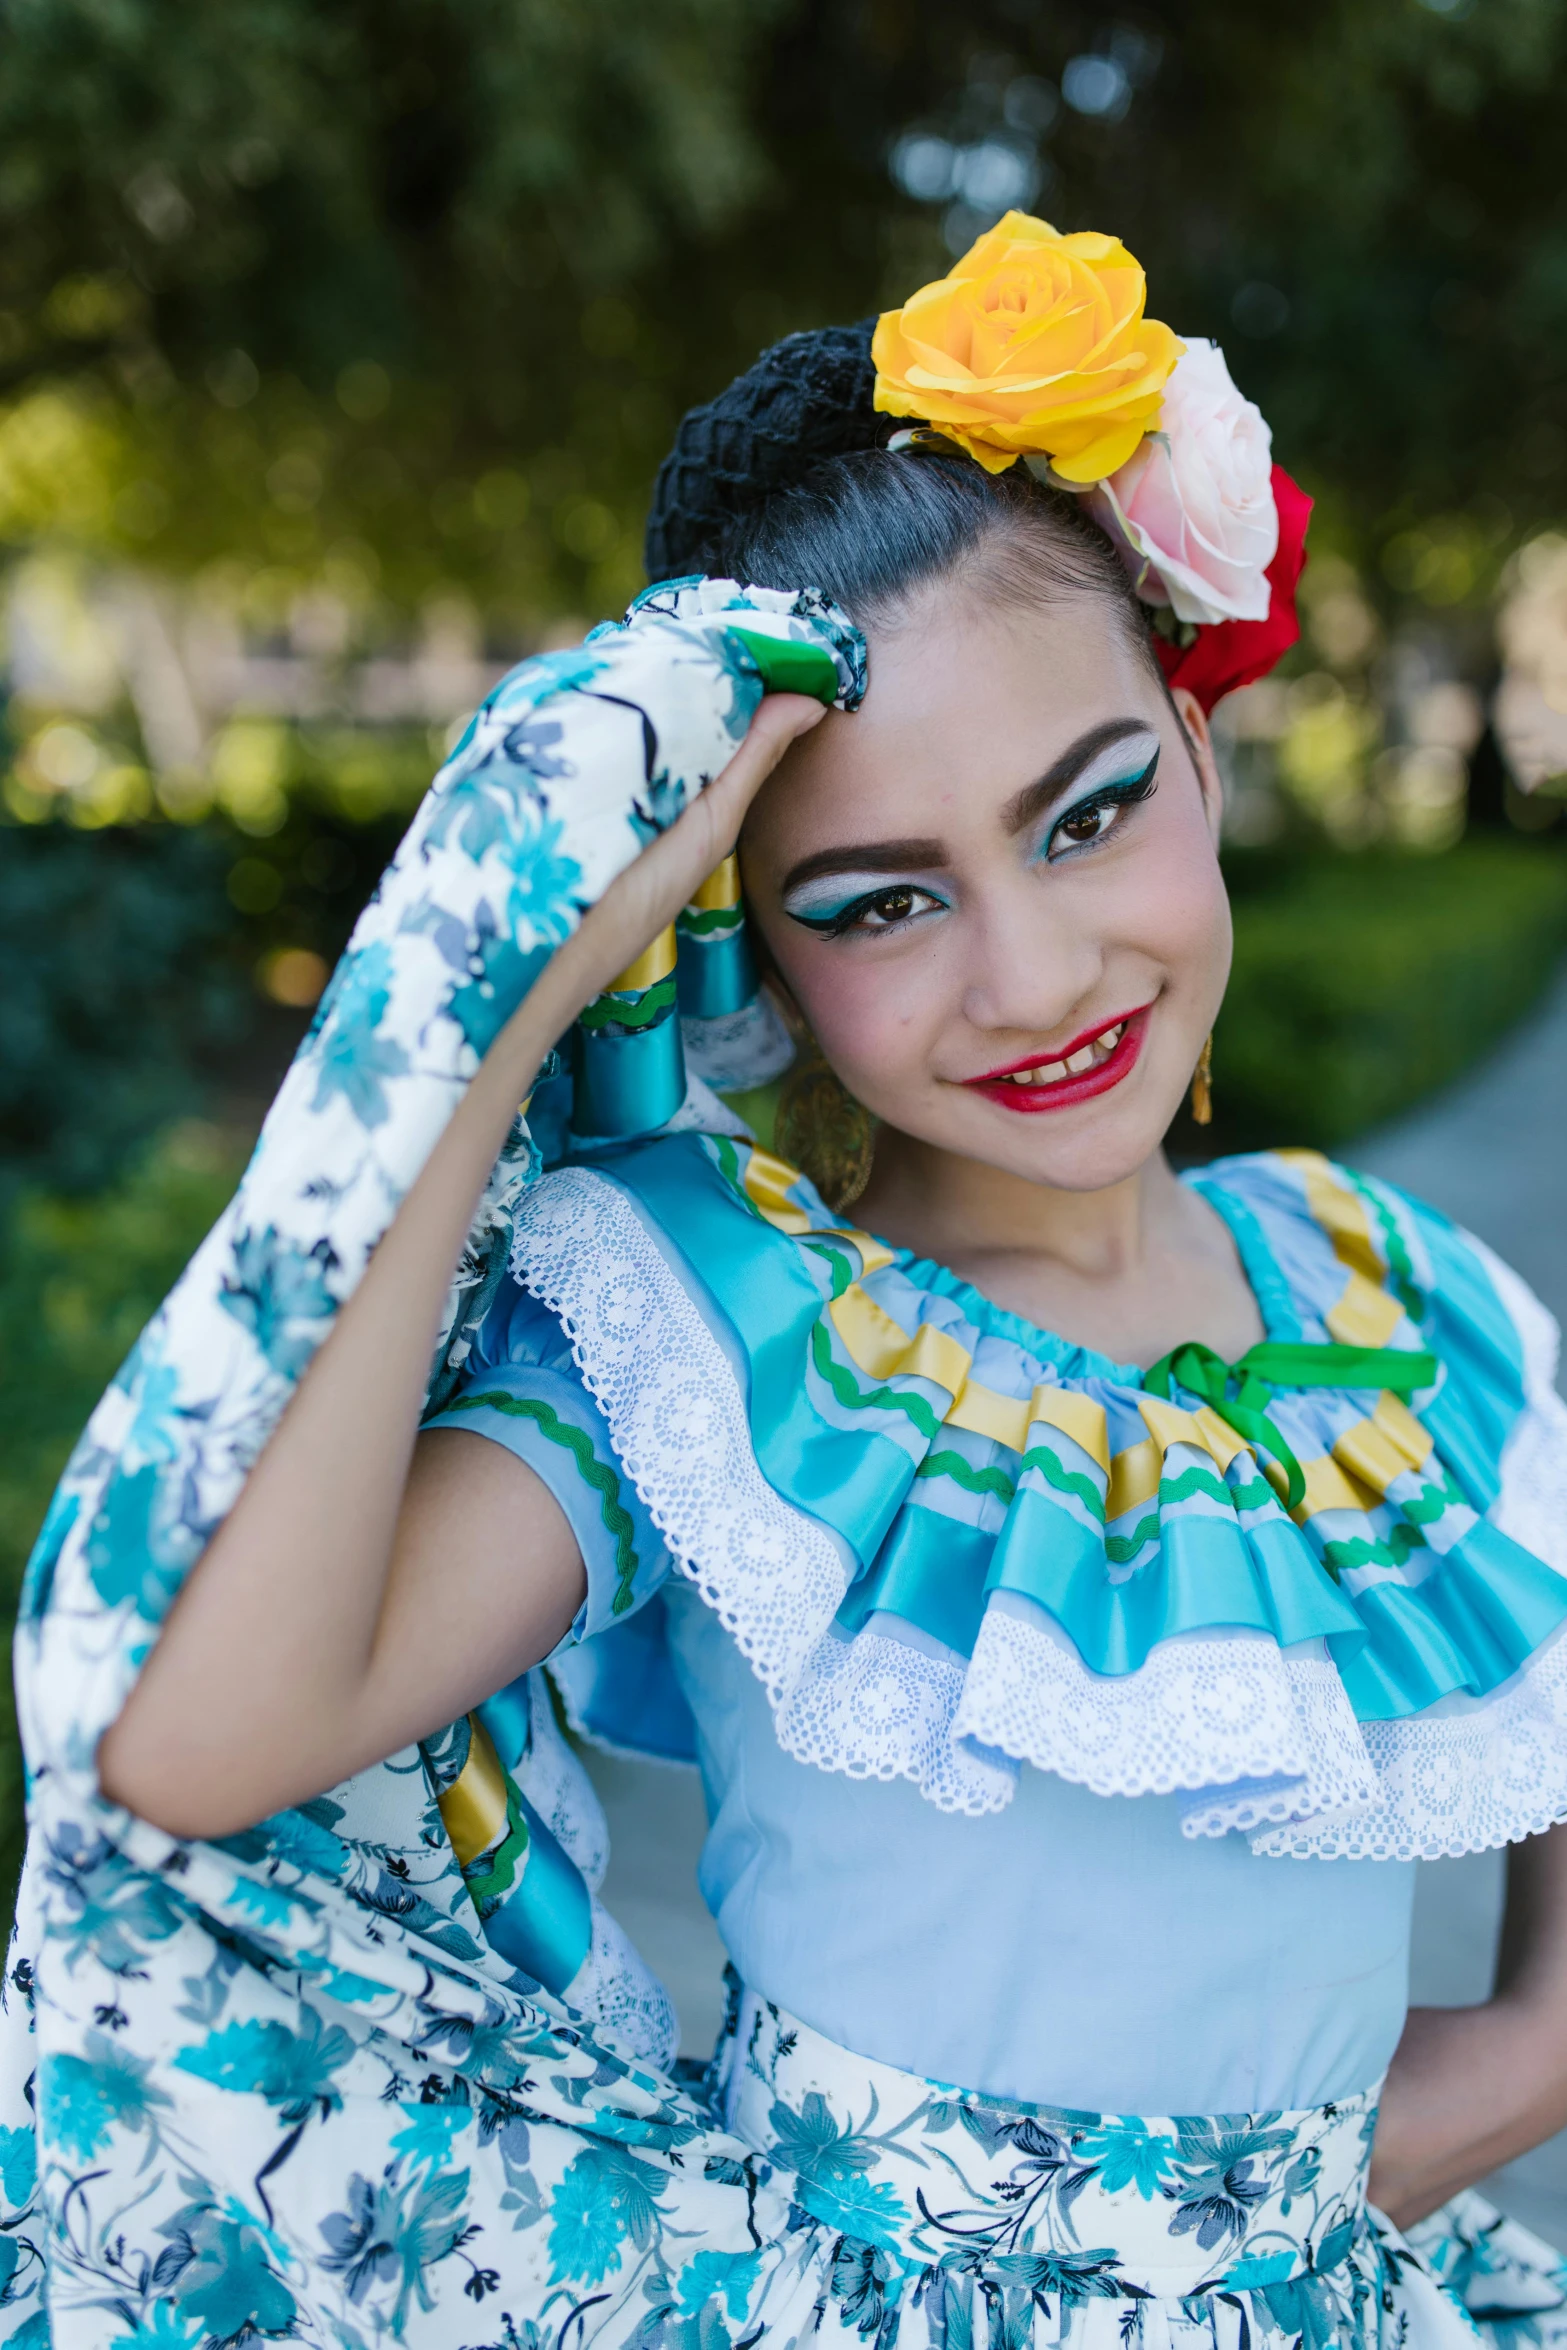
[1144,1340,1438,1513]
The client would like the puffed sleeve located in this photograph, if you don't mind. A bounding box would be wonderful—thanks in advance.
[423,1268,674,1648]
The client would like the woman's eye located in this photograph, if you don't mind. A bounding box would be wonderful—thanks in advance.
[786,882,947,937]
[1044,759,1159,861]
[857,887,919,927]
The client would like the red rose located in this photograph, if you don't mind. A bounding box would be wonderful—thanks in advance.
[1152,465,1312,714]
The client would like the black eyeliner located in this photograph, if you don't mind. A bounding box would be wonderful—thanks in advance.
[1043,752,1160,856]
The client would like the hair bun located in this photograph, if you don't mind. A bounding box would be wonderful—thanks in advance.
[644,319,882,584]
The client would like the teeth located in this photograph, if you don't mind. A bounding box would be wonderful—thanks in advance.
[995,1023,1125,1086]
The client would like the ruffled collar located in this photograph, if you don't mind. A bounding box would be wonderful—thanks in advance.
[514,1135,1567,1860]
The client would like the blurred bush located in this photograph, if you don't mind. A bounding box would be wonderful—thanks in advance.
[1208,838,1567,1152]
[0,1120,246,1900]
[0,763,417,1205]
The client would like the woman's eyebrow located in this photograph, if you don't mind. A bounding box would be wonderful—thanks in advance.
[779,836,948,895]
[999,717,1159,838]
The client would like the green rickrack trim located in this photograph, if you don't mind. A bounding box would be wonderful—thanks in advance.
[1227,1472,1279,1513]
[801,1237,856,1301]
[1018,1442,1106,1522]
[1104,1464,1236,1565]
[1348,1170,1425,1322]
[463,1775,531,1916]
[577,972,678,1033]
[809,1317,943,1440]
[446,1389,640,1615]
[677,902,744,939]
[1401,1461,1464,1526]
[915,1449,1015,1505]
[1318,1520,1429,1582]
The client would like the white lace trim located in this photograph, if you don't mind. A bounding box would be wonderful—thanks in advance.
[514,1169,851,1708]
[957,1610,1379,1833]
[1256,1619,1567,1859]
[514,1667,609,1891]
[566,1902,678,2068]
[513,1169,1567,1854]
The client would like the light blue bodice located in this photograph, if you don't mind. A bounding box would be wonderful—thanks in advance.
[429,1136,1567,2111]
[666,1575,1415,2111]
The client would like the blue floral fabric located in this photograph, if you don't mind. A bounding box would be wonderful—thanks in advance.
[0,582,873,2346]
[716,1983,1567,2350]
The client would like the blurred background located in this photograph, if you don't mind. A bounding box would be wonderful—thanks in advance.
[3,0,1567,2227]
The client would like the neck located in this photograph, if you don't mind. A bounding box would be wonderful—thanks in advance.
[854,1128,1188,1286]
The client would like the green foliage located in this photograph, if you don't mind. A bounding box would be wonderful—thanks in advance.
[0,0,788,617]
[0,1121,246,1900]
[5,0,1567,621]
[0,766,420,1203]
[0,820,247,1200]
[1207,839,1567,1153]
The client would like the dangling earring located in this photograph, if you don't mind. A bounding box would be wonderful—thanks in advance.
[774,1044,877,1213]
[1190,1032,1214,1127]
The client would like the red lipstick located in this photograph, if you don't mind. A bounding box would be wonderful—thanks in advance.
[962,1005,1152,1114]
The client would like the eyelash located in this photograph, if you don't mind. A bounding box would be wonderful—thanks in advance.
[786,882,949,939]
[1042,754,1160,858]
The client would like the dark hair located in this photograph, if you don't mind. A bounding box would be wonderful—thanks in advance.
[644,318,1162,673]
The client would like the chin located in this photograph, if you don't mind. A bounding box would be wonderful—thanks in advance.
[1001,1128,1165,1194]
[896,1051,1182,1189]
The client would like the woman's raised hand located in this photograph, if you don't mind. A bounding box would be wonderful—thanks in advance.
[524,689,824,1042]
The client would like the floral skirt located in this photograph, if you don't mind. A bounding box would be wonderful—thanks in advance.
[712,1985,1567,2350]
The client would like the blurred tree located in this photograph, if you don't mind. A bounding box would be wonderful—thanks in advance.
[3,0,1566,614]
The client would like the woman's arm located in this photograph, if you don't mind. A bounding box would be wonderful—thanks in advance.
[1369,1822,1567,2227]
[97,693,823,1843]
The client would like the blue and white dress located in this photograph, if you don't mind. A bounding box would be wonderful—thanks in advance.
[3,579,1567,2348]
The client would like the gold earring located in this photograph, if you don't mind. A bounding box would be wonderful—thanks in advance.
[1190,1032,1214,1126]
[774,1046,877,1213]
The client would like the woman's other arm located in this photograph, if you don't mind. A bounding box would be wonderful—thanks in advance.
[1369,1821,1567,2226]
[97,695,822,1842]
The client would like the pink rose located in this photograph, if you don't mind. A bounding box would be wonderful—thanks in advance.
[1085,339,1279,625]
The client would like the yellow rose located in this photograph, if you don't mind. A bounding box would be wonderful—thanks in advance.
[872,212,1184,484]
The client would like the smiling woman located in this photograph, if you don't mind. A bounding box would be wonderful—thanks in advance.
[10,220,1567,2350]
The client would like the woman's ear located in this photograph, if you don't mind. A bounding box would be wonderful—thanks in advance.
[1171,686,1225,848]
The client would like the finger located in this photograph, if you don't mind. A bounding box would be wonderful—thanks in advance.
[674,691,827,870]
[531,693,827,1018]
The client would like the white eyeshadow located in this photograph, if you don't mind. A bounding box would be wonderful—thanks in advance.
[782,871,919,920]
[1059,730,1161,807]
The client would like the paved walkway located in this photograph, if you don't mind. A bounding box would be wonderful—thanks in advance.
[583,962,1567,2234]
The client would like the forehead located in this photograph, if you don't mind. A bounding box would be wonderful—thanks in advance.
[744,587,1165,857]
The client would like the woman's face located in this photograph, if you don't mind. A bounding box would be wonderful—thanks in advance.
[740,581,1231,1195]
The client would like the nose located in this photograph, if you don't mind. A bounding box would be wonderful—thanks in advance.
[958,876,1105,1041]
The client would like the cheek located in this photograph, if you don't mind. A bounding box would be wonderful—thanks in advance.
[766,930,946,1085]
[1105,793,1232,996]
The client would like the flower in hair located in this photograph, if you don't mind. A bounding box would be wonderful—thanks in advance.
[1152,465,1313,713]
[1084,340,1279,625]
[871,211,1183,483]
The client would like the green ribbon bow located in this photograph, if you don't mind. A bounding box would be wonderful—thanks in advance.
[1142,1340,1438,1514]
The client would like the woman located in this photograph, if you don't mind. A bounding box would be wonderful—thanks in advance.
[7,214,1567,2348]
